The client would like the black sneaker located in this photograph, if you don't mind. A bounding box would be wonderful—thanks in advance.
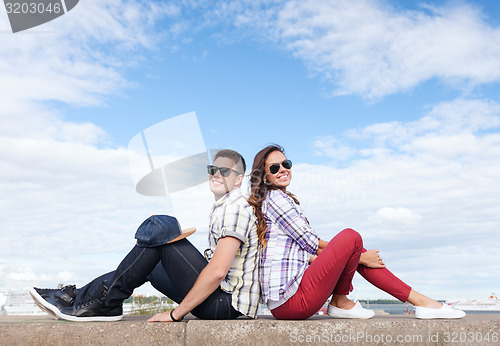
[59,284,123,322]
[29,285,76,320]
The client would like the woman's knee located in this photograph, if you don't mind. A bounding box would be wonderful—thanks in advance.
[336,228,363,247]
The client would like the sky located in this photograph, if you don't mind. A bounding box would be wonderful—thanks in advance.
[1,0,499,301]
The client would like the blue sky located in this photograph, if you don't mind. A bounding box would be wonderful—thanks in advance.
[1,0,500,301]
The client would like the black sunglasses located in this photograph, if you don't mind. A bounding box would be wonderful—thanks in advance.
[268,159,293,174]
[207,165,242,177]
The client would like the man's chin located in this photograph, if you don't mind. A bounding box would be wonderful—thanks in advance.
[210,186,228,196]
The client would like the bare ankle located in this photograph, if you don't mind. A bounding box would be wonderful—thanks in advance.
[330,295,355,310]
[407,290,442,309]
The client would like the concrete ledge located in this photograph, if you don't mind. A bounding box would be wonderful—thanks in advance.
[1,314,499,345]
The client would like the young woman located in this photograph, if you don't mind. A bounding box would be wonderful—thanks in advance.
[248,144,465,320]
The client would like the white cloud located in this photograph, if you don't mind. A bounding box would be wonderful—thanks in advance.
[313,135,356,160]
[374,207,422,225]
[42,0,499,102]
[275,0,500,99]
[213,0,500,99]
[0,0,205,292]
[339,98,500,157]
[79,0,500,103]
[0,0,181,110]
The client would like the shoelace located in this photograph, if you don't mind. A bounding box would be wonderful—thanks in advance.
[75,286,108,309]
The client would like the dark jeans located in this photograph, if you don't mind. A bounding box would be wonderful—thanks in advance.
[75,239,241,320]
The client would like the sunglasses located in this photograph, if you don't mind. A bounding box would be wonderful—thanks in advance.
[207,165,242,177]
[268,159,293,174]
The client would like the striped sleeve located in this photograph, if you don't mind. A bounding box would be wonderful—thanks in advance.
[266,190,319,255]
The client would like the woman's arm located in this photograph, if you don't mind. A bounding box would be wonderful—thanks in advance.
[317,239,328,255]
[147,236,241,322]
[267,191,319,254]
[308,239,328,263]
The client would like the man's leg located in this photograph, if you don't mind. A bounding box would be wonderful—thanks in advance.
[73,271,115,306]
[35,239,240,321]
[58,246,160,321]
[103,246,160,307]
[30,270,117,320]
[152,239,241,319]
[147,263,185,303]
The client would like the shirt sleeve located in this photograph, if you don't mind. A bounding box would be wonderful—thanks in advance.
[218,203,252,244]
[266,191,319,254]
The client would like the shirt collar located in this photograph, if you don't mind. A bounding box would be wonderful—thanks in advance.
[212,188,242,209]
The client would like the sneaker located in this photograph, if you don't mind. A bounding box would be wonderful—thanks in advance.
[327,301,375,319]
[415,303,466,319]
[29,285,76,320]
[59,284,123,322]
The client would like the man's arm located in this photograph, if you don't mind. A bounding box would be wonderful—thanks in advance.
[147,236,241,322]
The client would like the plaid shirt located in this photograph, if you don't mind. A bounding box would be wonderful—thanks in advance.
[260,190,319,308]
[205,188,260,318]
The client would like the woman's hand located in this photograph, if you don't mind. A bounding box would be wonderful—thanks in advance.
[359,250,386,268]
[147,311,174,322]
[317,239,328,256]
[309,254,317,264]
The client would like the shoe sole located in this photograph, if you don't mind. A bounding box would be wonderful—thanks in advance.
[59,313,123,322]
[415,306,467,319]
[29,288,62,320]
[416,314,466,319]
[327,313,375,319]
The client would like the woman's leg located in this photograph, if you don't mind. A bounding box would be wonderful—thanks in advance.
[407,290,443,308]
[271,228,363,320]
[356,250,442,308]
[356,254,465,318]
[355,248,412,302]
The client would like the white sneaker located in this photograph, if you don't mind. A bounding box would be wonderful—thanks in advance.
[327,301,375,319]
[415,303,466,319]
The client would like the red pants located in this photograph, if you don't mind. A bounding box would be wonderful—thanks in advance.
[271,228,412,320]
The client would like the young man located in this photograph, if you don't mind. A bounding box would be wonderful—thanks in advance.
[30,149,260,322]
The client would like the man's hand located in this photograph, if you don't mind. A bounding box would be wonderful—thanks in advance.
[148,310,174,322]
[359,249,386,268]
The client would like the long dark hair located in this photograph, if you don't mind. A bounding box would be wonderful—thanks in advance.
[248,144,299,246]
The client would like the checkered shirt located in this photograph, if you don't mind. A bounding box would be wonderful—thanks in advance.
[205,188,260,318]
[259,189,319,307]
